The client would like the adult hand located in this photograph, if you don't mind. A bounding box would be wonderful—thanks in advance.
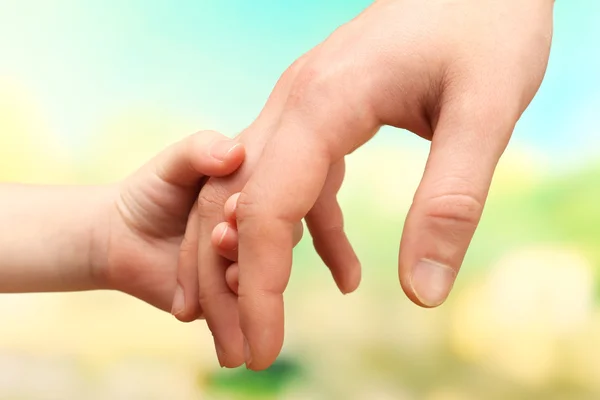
[174,54,362,368]
[195,0,554,370]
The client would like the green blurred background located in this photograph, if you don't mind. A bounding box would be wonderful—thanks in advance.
[1,1,599,399]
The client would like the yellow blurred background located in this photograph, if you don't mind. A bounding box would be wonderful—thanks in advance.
[1,1,599,399]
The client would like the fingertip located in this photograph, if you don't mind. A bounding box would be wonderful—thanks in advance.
[212,223,228,247]
[188,132,244,177]
[212,222,239,262]
[238,294,286,371]
[407,259,456,308]
[224,193,242,224]
[225,263,240,295]
[174,310,201,323]
[222,143,245,169]
[207,141,245,172]
[170,285,185,317]
[171,284,203,323]
[339,260,362,295]
[212,222,238,250]
[244,349,275,371]
[215,339,246,369]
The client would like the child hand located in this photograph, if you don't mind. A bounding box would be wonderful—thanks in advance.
[93,130,244,315]
[173,193,304,323]
[214,193,304,295]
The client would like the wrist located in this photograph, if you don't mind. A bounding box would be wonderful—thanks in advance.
[0,184,115,293]
[86,185,119,291]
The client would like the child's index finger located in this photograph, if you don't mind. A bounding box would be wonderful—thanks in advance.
[224,193,241,226]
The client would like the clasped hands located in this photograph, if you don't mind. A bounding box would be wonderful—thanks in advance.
[104,0,554,371]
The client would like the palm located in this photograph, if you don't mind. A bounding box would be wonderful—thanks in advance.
[104,170,200,312]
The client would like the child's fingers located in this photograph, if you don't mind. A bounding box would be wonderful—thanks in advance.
[225,263,240,295]
[152,130,245,188]
[212,219,304,264]
[172,202,204,322]
[222,193,305,250]
[212,222,239,262]
[224,193,241,226]
[170,132,245,323]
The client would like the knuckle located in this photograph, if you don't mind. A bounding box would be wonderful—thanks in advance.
[422,192,484,229]
[189,130,221,156]
[179,234,197,257]
[287,63,338,110]
[179,132,216,175]
[187,130,214,154]
[235,191,262,222]
[188,131,206,152]
[238,288,283,305]
[322,224,344,236]
[192,129,220,141]
[311,225,344,249]
[197,288,231,309]
[285,53,311,79]
[283,61,376,158]
[196,185,228,216]
[236,189,300,226]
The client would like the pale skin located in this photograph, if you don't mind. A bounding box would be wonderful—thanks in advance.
[176,0,555,370]
[1,0,556,373]
[0,131,254,314]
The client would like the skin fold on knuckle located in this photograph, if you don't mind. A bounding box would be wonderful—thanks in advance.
[285,62,337,116]
[311,224,344,244]
[235,191,261,224]
[178,231,199,262]
[235,191,285,252]
[285,59,378,161]
[420,192,484,231]
[197,288,233,311]
[236,189,301,227]
[196,184,229,218]
[238,285,285,304]
[286,55,371,131]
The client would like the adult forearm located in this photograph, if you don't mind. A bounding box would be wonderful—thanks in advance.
[0,184,111,293]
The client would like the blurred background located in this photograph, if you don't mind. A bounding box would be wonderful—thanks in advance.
[1,1,599,399]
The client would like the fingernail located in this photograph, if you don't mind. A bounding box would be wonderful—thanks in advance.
[171,285,185,316]
[210,141,240,161]
[217,225,229,246]
[243,336,253,368]
[215,342,226,368]
[409,259,456,307]
[226,193,241,218]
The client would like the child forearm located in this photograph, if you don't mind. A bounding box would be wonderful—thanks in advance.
[0,184,111,293]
